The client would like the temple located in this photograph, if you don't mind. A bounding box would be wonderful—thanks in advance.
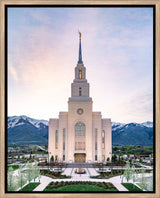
[48,33,112,163]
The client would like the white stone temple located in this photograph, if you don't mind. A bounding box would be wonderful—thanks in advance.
[48,33,112,163]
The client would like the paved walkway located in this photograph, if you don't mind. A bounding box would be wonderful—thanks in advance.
[33,173,128,191]
[33,176,53,191]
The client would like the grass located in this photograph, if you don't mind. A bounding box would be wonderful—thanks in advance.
[122,183,142,192]
[44,181,118,192]
[8,164,19,171]
[44,185,107,192]
[19,182,40,191]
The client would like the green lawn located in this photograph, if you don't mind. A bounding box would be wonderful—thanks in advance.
[122,183,142,191]
[19,182,40,191]
[44,185,110,192]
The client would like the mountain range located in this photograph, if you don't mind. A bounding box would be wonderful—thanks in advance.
[7,115,153,146]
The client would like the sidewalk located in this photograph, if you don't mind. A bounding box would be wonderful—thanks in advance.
[33,174,128,191]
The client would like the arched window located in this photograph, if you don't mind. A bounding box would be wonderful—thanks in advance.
[79,87,82,96]
[79,69,82,79]
[75,122,85,136]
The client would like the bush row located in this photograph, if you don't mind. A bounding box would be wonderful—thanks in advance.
[40,169,71,179]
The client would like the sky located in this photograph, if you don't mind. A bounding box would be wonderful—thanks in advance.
[8,7,153,123]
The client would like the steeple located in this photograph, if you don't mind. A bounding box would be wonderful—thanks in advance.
[68,32,92,102]
[78,31,83,64]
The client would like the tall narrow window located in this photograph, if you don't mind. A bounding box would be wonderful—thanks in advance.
[102,155,105,161]
[79,87,82,96]
[102,130,105,149]
[63,128,65,150]
[55,155,58,161]
[79,69,82,79]
[95,129,97,151]
[55,130,58,149]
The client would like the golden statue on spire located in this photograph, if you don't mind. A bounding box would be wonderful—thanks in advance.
[79,31,81,40]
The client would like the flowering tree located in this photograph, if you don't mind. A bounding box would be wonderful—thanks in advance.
[147,170,153,191]
[26,162,33,183]
[17,165,28,189]
[140,167,147,190]
[33,161,40,181]
[8,167,14,191]
[123,162,132,182]
[8,167,20,191]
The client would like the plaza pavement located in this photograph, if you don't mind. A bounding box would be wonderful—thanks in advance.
[33,168,128,191]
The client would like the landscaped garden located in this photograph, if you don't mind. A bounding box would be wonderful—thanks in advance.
[19,182,40,191]
[40,169,71,179]
[7,161,40,191]
[44,181,118,192]
[91,169,125,179]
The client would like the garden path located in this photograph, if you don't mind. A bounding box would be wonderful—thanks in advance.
[33,174,128,191]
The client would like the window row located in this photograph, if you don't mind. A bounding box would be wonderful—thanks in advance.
[95,129,105,150]
[95,155,105,161]
[55,128,66,150]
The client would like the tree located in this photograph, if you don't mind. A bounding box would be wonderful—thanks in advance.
[147,170,153,191]
[139,157,142,163]
[112,154,117,163]
[140,167,147,190]
[107,157,110,163]
[26,162,33,183]
[50,155,54,162]
[129,158,132,165]
[17,165,27,190]
[123,162,132,182]
[8,167,14,191]
[11,155,14,163]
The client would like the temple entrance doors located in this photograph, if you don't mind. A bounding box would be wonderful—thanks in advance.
[74,153,86,163]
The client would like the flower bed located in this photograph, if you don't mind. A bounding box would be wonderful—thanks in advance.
[44,181,118,192]
[40,169,71,179]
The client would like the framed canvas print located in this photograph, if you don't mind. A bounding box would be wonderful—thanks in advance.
[0,0,160,198]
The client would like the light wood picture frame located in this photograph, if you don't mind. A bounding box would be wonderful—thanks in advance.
[0,0,160,198]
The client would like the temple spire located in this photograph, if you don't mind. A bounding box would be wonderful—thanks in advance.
[78,31,83,64]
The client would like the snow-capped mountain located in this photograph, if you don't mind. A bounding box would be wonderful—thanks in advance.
[8,115,48,129]
[7,115,153,146]
[112,122,153,146]
[8,115,48,145]
[141,121,153,128]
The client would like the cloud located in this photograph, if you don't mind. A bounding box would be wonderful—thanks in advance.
[8,7,153,122]
[117,89,153,122]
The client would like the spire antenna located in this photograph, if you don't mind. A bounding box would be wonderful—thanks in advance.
[79,31,81,40]
[78,31,83,64]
